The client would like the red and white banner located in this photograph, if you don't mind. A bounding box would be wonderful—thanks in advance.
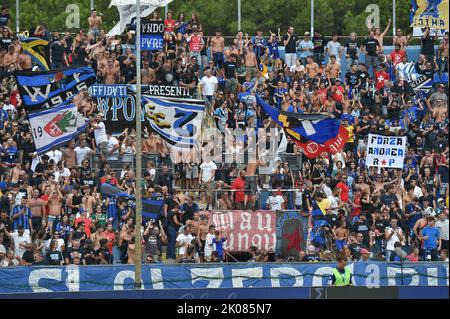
[200,210,276,252]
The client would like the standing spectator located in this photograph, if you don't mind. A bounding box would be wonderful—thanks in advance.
[283,26,298,68]
[421,27,436,62]
[385,218,404,261]
[88,9,102,39]
[435,212,449,251]
[1,225,31,259]
[251,30,267,62]
[186,28,204,67]
[313,30,326,65]
[199,158,217,210]
[0,7,10,28]
[90,113,108,162]
[326,33,343,64]
[421,216,441,261]
[45,239,63,265]
[199,67,218,104]
[11,197,32,232]
[266,190,285,210]
[362,31,380,76]
[210,31,225,69]
[298,31,314,66]
[345,32,360,70]
[50,33,65,70]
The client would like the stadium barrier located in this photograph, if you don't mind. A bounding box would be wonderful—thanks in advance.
[0,262,447,294]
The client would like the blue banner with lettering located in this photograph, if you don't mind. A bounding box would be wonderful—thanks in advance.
[140,21,164,51]
[0,262,447,294]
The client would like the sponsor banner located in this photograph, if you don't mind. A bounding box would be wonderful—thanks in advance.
[200,210,277,252]
[410,0,449,35]
[14,66,97,112]
[0,262,447,293]
[366,134,407,169]
[28,102,87,154]
[141,21,164,51]
[276,211,307,258]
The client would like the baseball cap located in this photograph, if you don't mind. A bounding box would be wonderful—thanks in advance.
[307,245,316,252]
[360,248,370,255]
[304,31,310,36]
[335,78,341,82]
[437,198,444,203]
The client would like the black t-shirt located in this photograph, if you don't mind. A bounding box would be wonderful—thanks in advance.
[356,120,370,140]
[313,36,326,54]
[65,246,84,263]
[421,36,435,56]
[351,221,370,247]
[301,254,321,262]
[373,218,389,240]
[21,141,35,164]
[0,13,10,26]
[0,37,12,50]
[166,210,179,229]
[82,247,96,265]
[223,61,237,79]
[22,250,34,264]
[301,189,312,213]
[51,41,65,63]
[71,231,87,247]
[358,71,369,85]
[345,71,359,87]
[283,34,298,53]
[363,38,379,56]
[45,250,63,265]
[345,40,359,59]
[348,242,367,260]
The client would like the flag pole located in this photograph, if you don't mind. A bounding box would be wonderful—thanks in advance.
[237,0,241,31]
[16,0,20,34]
[310,0,314,36]
[392,0,396,37]
[134,0,143,289]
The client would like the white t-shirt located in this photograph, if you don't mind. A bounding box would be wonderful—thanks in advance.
[435,219,449,241]
[204,233,215,258]
[106,136,120,160]
[46,150,63,164]
[200,161,217,182]
[74,146,92,167]
[94,122,108,145]
[200,75,218,96]
[176,233,194,256]
[386,227,403,251]
[414,186,423,199]
[12,230,31,258]
[266,195,285,210]
[54,167,71,183]
[45,238,65,252]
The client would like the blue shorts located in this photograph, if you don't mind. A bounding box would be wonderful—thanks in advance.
[336,239,346,251]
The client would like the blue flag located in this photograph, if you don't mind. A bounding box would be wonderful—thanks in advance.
[14,66,97,112]
[256,95,342,145]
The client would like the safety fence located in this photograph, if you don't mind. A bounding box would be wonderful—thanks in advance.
[0,262,447,294]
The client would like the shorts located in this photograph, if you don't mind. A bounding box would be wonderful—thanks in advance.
[245,176,257,195]
[185,164,199,179]
[98,141,108,156]
[200,181,215,192]
[335,239,346,251]
[48,216,57,223]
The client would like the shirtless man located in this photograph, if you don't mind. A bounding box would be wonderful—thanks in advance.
[88,9,102,38]
[244,140,260,209]
[325,55,341,81]
[102,59,121,84]
[372,19,391,53]
[2,45,17,69]
[197,215,209,262]
[141,60,156,84]
[369,175,400,195]
[210,31,225,68]
[438,32,448,74]
[29,189,46,232]
[334,221,349,251]
[82,187,96,215]
[127,236,136,264]
[393,28,411,50]
[355,175,371,193]
[48,187,63,233]
[305,55,319,79]
[17,48,32,71]
[10,162,25,184]
[62,141,78,170]
[244,43,258,80]
[234,31,246,55]
[91,225,105,251]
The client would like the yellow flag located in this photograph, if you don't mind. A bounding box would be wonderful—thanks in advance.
[410,0,449,30]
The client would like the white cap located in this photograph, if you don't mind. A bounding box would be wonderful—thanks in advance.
[437,198,444,203]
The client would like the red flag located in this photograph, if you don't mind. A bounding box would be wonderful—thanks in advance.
[285,125,348,159]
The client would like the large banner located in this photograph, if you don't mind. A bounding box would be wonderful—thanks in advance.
[28,102,88,154]
[141,21,164,51]
[90,84,193,98]
[276,211,307,258]
[14,66,97,112]
[0,262,447,293]
[410,0,449,36]
[366,134,407,169]
[200,211,277,252]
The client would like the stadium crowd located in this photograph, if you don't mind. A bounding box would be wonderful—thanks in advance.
[0,6,449,266]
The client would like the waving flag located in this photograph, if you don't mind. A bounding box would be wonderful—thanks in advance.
[284,128,330,158]
[14,66,96,112]
[410,0,449,32]
[143,96,205,149]
[28,102,87,154]
[403,61,434,99]
[19,37,50,71]
[257,95,348,154]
